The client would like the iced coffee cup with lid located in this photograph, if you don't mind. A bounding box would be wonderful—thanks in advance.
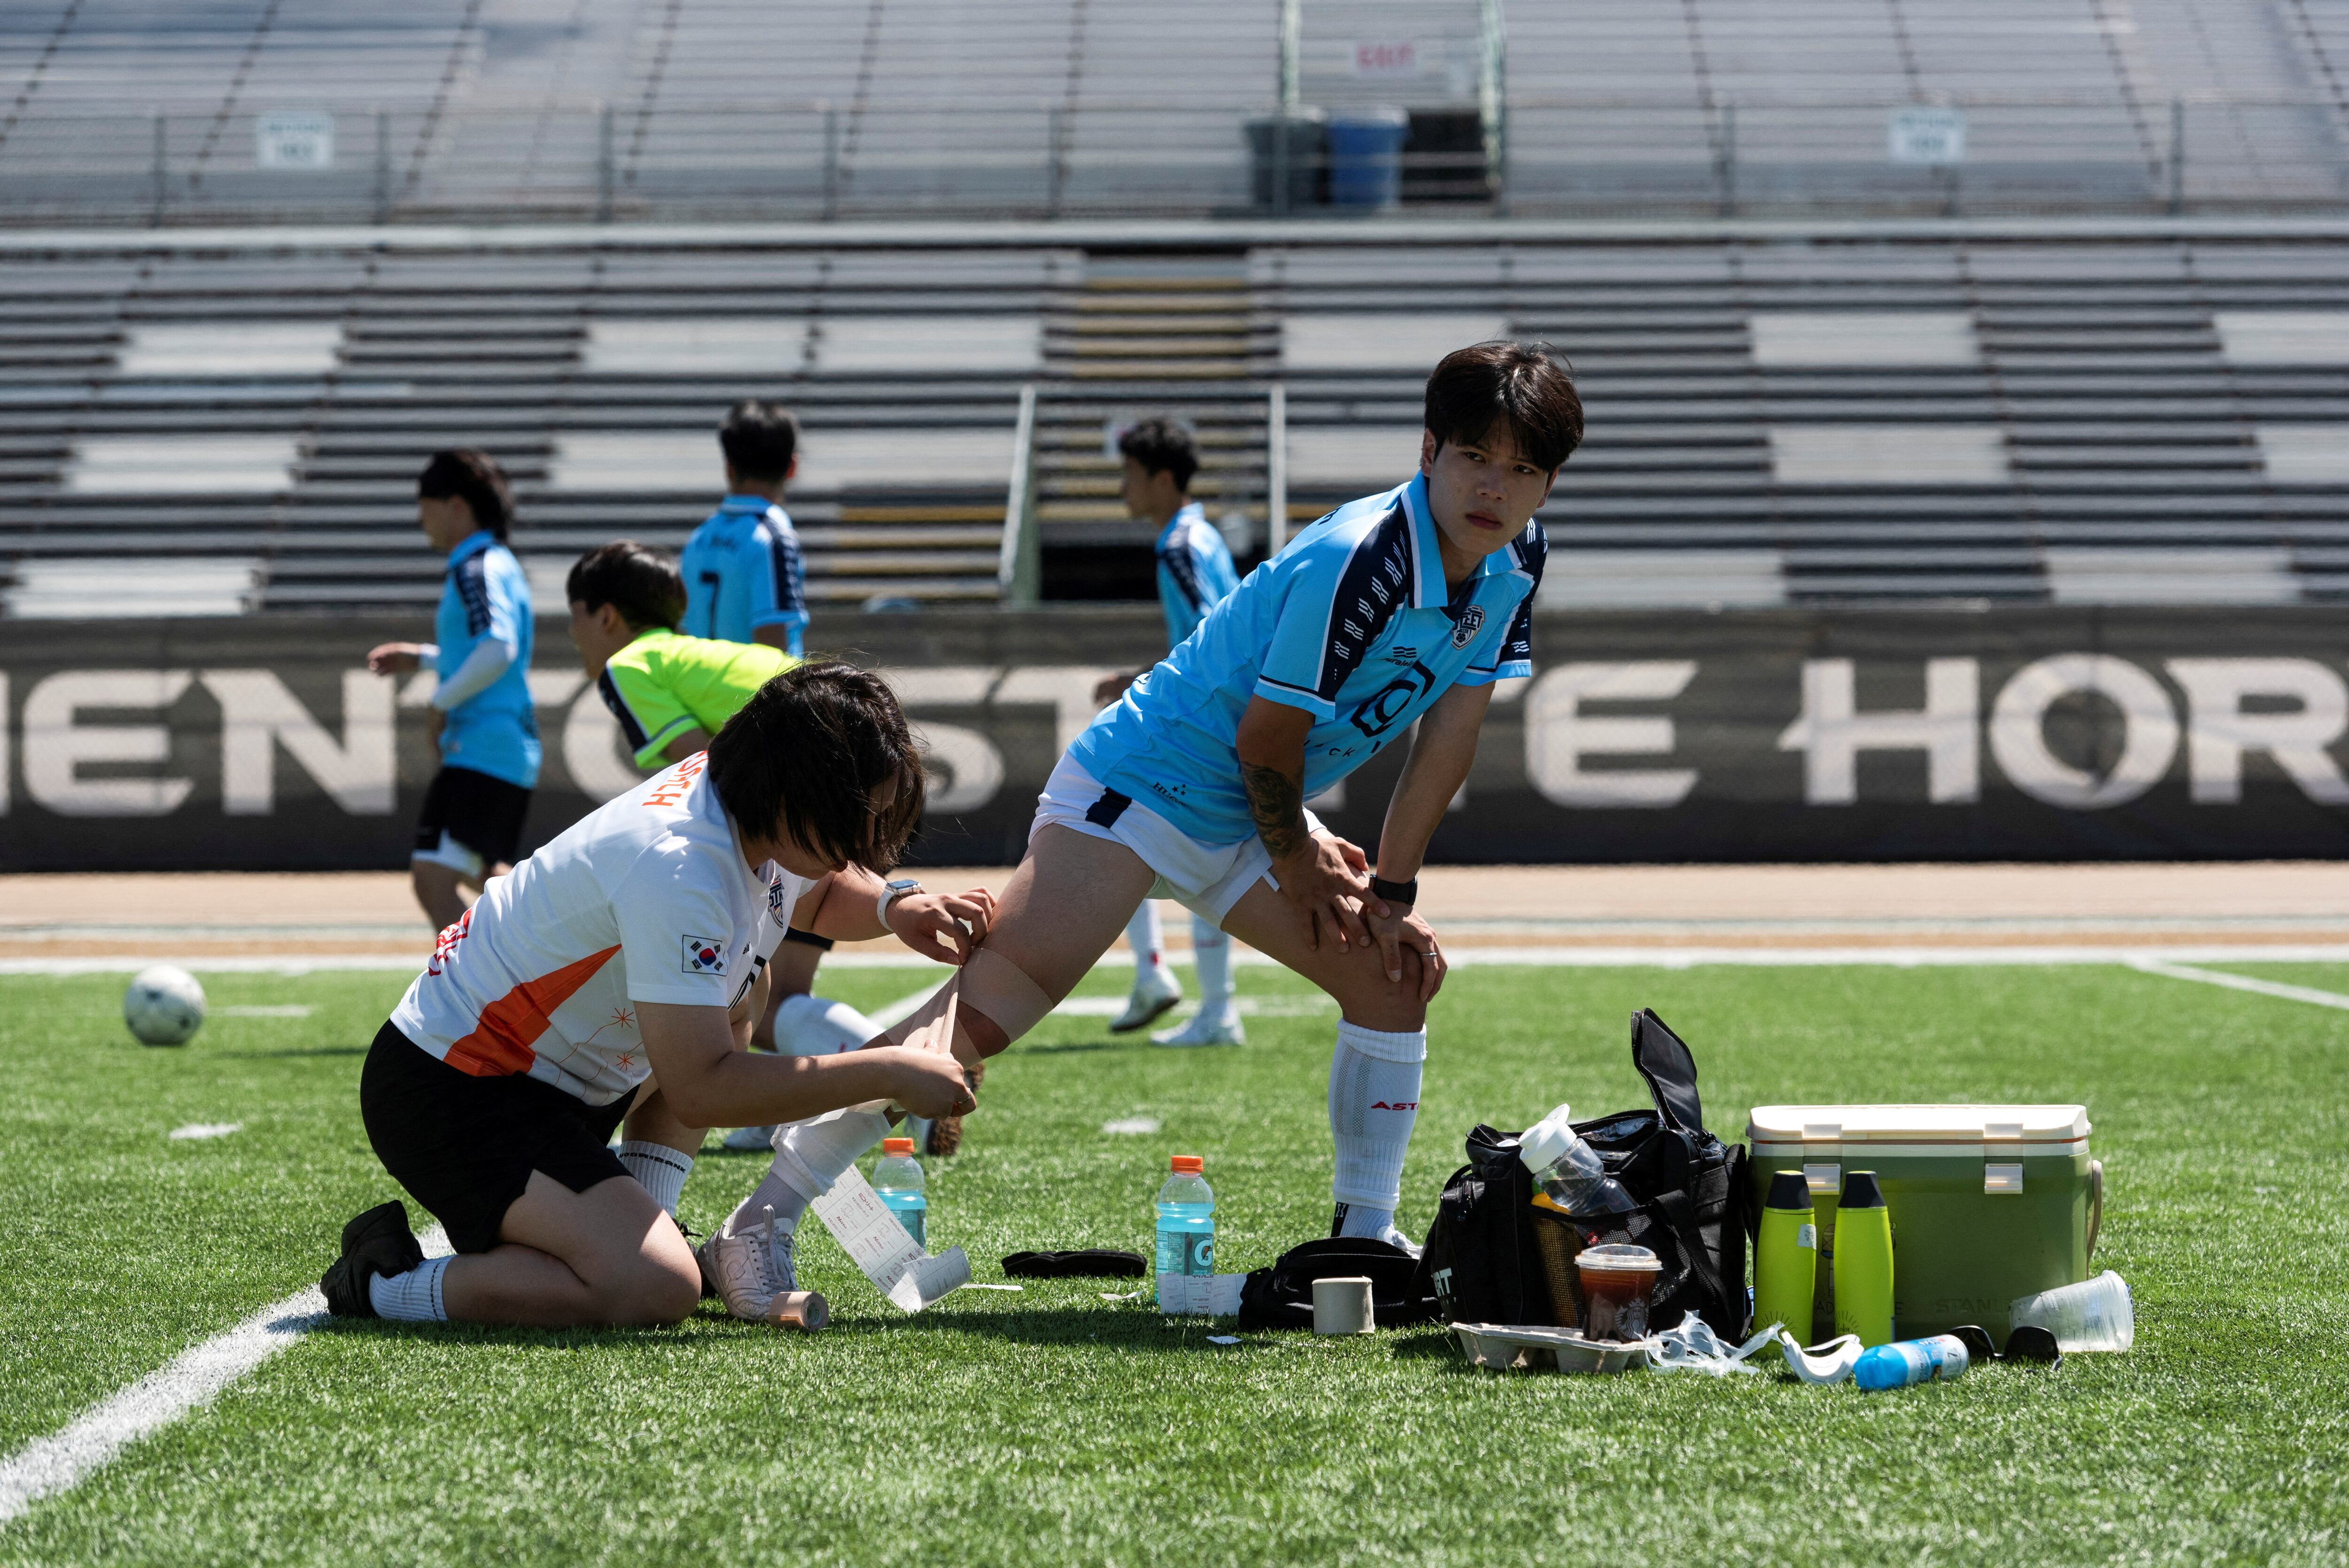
[1574,1243,1663,1340]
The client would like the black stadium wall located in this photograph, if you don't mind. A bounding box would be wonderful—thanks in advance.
[2,606,2347,871]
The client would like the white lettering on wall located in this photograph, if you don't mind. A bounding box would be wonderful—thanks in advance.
[2164,658,2349,804]
[202,670,395,815]
[1525,661,1699,807]
[1988,654,2178,808]
[22,670,194,816]
[1776,659,1980,804]
[918,723,1007,813]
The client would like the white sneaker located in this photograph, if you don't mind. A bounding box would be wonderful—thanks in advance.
[1109,966,1182,1033]
[1376,1226,1423,1260]
[1153,1007,1245,1047]
[697,1205,801,1322]
[721,1124,778,1152]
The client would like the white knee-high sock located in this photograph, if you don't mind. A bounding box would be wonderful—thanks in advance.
[368,1255,451,1322]
[773,993,881,1056]
[1328,1020,1427,1236]
[1190,915,1233,1016]
[730,1108,890,1234]
[1126,901,1164,978]
[619,1141,693,1218]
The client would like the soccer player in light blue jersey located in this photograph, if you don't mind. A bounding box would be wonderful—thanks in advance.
[1092,417,1248,1046]
[366,450,539,931]
[748,342,1583,1269]
[679,399,809,654]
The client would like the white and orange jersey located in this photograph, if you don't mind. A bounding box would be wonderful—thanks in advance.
[389,752,814,1105]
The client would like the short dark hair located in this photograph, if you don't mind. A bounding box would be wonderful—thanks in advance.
[1117,416,1199,491]
[1423,341,1583,473]
[707,660,926,874]
[567,541,684,631]
[418,449,514,540]
[719,400,799,483]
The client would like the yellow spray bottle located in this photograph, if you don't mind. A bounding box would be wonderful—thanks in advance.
[1752,1169,1818,1359]
[1831,1169,1895,1348]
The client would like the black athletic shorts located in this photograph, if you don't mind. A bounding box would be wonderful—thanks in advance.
[359,1021,640,1255]
[412,765,532,872]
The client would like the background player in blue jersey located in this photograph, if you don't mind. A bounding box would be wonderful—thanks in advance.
[366,450,539,930]
[680,399,808,654]
[1091,417,1247,1046]
[745,343,1581,1272]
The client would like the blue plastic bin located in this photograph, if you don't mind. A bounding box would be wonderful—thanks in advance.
[1327,108,1409,209]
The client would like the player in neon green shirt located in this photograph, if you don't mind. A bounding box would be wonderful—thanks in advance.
[565,540,981,1156]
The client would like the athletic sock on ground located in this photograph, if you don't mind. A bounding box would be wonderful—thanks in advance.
[1328,1020,1428,1235]
[618,1141,693,1218]
[1190,915,1233,1017]
[368,1255,451,1322]
[730,1108,891,1235]
[773,993,881,1056]
[1125,901,1165,979]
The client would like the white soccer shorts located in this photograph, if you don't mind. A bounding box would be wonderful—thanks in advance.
[1030,755,1325,926]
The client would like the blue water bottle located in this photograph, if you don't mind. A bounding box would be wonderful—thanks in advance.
[1853,1334,1970,1391]
[1155,1154,1214,1276]
[873,1136,926,1248]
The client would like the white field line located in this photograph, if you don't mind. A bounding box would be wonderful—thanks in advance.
[23,943,2349,977]
[0,1224,448,1527]
[2130,957,2349,1011]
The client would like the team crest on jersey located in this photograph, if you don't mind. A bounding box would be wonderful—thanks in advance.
[681,936,729,975]
[767,879,792,918]
[1449,605,1486,648]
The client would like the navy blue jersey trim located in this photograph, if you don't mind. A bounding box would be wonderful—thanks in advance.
[761,519,806,617]
[451,552,492,637]
[1158,532,1207,616]
[595,668,652,752]
[1316,504,1414,701]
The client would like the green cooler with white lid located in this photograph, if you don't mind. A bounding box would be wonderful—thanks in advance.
[1746,1105,2102,1343]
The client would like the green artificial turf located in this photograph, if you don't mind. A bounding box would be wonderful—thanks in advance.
[2,958,2345,1566]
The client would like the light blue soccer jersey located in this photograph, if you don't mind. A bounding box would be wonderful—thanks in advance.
[434,531,540,789]
[1156,501,1241,646]
[1069,472,1541,846]
[680,495,808,653]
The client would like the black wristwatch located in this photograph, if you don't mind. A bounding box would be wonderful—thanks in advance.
[1370,874,1419,906]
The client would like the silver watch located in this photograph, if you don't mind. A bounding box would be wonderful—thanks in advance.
[876,877,923,926]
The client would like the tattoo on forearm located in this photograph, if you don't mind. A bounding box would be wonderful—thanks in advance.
[1241,761,1312,860]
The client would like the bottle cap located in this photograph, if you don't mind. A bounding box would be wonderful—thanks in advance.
[881,1137,915,1156]
[1841,1169,1886,1208]
[1515,1103,1576,1173]
[1170,1155,1204,1174]
[1766,1169,1811,1209]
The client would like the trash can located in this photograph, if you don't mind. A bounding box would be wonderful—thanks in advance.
[1244,112,1326,210]
[1327,107,1409,209]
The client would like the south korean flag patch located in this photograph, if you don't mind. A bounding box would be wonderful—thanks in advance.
[680,935,730,976]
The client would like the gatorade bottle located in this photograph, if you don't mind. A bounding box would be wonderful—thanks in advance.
[873,1136,926,1249]
[1854,1334,1970,1391]
[1753,1169,1818,1359]
[1831,1169,1895,1348]
[1155,1155,1214,1277]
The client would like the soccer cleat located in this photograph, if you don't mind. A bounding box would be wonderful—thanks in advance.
[1110,966,1182,1033]
[721,1124,778,1152]
[321,1200,426,1319]
[1153,1007,1245,1048]
[697,1204,803,1323]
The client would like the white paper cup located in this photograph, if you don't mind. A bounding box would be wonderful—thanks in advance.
[1312,1276,1375,1335]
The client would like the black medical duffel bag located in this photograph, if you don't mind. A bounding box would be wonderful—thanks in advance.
[1413,1009,1750,1339]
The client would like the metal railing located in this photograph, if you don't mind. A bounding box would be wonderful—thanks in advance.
[0,95,2341,228]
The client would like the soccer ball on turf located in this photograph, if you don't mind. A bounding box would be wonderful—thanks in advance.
[124,965,206,1047]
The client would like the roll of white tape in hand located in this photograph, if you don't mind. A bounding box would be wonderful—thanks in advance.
[1312,1276,1375,1335]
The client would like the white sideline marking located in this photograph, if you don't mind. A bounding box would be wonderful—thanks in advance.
[0,1225,448,1525]
[2130,958,2349,1011]
[1102,1117,1161,1135]
[168,1122,241,1141]
[217,1005,313,1019]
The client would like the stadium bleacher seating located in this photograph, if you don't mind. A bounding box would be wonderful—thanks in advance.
[3,229,2348,613]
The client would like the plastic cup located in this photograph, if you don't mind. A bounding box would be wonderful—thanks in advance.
[2009,1270,2133,1352]
[1574,1243,1662,1341]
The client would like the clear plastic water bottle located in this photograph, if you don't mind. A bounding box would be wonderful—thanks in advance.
[1854,1334,1970,1391]
[873,1135,926,1249]
[1155,1154,1214,1276]
[1517,1104,1636,1216]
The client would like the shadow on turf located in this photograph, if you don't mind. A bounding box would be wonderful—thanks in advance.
[218,1046,368,1058]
